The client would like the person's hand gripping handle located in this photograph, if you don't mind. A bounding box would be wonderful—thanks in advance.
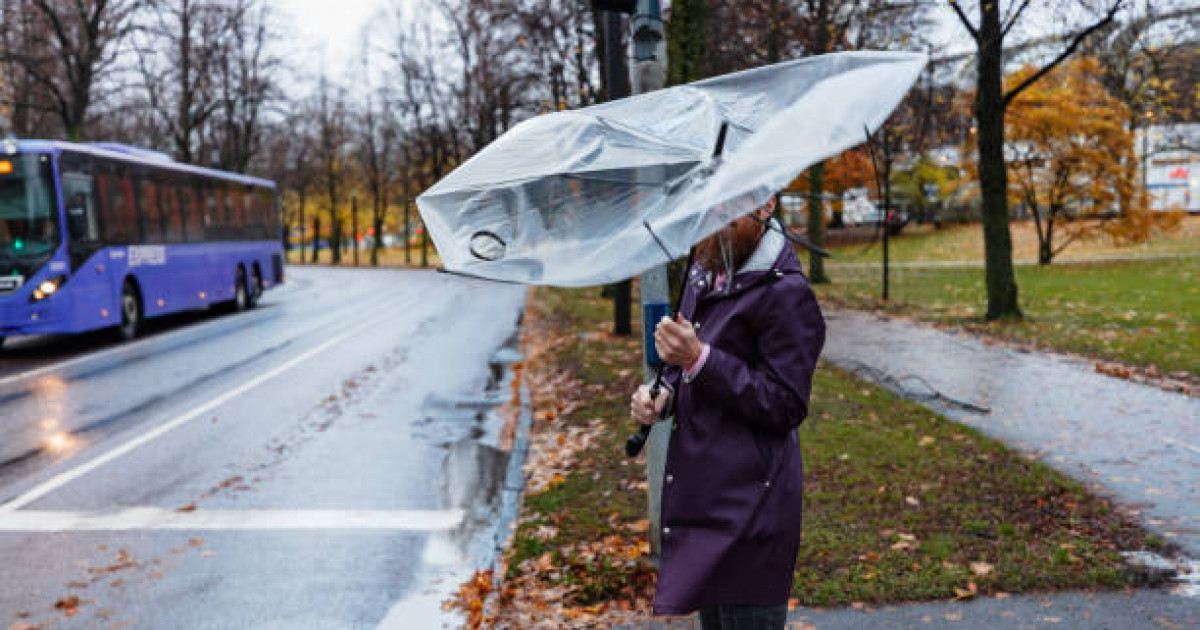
[627,380,670,456]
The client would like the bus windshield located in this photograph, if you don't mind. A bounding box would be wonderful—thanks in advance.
[0,154,59,260]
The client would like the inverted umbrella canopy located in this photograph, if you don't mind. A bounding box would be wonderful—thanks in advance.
[418,51,927,287]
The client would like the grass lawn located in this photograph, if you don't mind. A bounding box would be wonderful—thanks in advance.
[494,286,1155,620]
[814,259,1198,375]
[825,215,1200,263]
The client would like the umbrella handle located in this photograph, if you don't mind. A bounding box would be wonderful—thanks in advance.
[626,365,665,458]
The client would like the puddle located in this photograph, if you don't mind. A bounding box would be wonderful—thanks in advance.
[1122,551,1200,598]
[379,325,531,629]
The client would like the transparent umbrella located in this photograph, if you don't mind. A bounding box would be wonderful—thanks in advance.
[417,51,927,287]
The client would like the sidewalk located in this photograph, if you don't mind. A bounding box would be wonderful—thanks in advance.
[620,589,1197,629]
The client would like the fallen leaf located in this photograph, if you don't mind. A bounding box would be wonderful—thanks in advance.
[905,496,920,507]
[969,561,994,577]
[54,595,82,616]
[918,436,936,447]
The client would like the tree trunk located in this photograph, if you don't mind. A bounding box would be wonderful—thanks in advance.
[1040,212,1056,265]
[975,2,1021,319]
[311,216,320,263]
[331,215,342,264]
[372,214,382,267]
[403,197,411,265]
[806,162,829,283]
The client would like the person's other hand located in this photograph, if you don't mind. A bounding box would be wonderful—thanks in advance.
[631,384,670,426]
[655,314,703,368]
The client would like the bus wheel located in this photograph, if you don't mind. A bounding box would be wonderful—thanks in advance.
[248,265,263,308]
[119,282,143,340]
[233,267,249,312]
[0,336,5,351]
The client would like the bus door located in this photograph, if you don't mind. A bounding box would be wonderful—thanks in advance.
[59,159,116,331]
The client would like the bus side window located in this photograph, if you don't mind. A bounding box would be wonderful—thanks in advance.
[255,187,275,240]
[222,185,234,232]
[98,168,136,245]
[138,177,163,244]
[161,180,184,244]
[204,185,217,233]
[242,188,255,240]
[181,181,203,243]
[62,174,99,242]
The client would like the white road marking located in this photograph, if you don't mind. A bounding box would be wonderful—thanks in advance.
[1163,437,1200,457]
[0,310,397,513]
[0,508,465,532]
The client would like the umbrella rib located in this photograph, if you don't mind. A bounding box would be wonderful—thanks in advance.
[642,220,677,263]
[435,268,527,285]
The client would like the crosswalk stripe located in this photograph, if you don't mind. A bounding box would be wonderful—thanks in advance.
[0,508,465,532]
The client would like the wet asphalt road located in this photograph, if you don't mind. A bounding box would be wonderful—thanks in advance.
[0,266,526,630]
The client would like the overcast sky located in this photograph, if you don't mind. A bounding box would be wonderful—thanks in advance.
[278,0,394,76]
[276,0,1168,81]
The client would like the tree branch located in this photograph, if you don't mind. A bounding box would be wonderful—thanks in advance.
[947,0,979,42]
[1001,0,1033,39]
[1004,1,1125,106]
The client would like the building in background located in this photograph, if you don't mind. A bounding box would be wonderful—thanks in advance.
[1142,123,1199,213]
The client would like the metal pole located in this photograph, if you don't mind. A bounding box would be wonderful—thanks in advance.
[630,0,670,560]
[882,130,892,301]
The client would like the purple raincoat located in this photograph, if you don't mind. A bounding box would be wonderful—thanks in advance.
[654,226,826,615]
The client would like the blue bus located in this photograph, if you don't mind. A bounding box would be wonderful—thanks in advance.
[0,140,283,349]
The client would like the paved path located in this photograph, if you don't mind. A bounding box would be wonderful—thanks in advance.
[822,308,1199,557]
[628,589,1197,629]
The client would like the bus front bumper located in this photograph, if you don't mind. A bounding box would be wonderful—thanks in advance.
[0,295,70,337]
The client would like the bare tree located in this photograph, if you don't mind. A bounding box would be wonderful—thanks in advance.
[948,0,1126,319]
[354,34,397,267]
[0,0,59,137]
[313,73,351,264]
[134,0,225,163]
[0,0,142,140]
[192,0,281,173]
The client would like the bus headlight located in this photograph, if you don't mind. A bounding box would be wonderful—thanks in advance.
[31,275,67,302]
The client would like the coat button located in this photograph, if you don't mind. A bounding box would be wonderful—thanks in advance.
[666,474,674,484]
[764,480,771,488]
[663,527,671,535]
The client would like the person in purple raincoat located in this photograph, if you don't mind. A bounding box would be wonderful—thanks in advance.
[631,197,825,630]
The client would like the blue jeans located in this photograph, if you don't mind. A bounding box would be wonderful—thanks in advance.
[697,604,787,630]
